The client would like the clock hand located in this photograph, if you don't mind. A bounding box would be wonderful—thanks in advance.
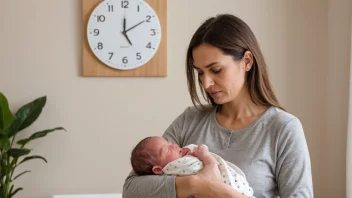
[122,15,132,46]
[123,32,133,46]
[123,17,126,32]
[124,20,146,33]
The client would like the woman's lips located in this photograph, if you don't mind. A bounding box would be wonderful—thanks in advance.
[209,91,221,98]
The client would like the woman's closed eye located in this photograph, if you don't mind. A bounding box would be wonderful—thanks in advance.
[212,68,222,74]
[196,69,222,76]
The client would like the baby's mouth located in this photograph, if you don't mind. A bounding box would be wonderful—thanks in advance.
[180,149,185,157]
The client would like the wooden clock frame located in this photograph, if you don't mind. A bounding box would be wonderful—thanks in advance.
[82,0,167,77]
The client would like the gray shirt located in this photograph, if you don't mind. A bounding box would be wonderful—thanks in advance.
[123,106,313,198]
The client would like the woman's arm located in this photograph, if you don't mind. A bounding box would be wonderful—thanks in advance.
[175,167,249,198]
[122,170,176,198]
[175,145,249,198]
[276,118,313,197]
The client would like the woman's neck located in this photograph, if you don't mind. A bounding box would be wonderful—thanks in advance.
[217,88,268,120]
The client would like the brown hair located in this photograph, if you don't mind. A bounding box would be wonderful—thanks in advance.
[130,137,158,175]
[186,14,285,111]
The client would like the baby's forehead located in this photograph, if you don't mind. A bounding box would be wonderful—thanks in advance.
[146,137,165,148]
[149,136,166,143]
[144,137,165,154]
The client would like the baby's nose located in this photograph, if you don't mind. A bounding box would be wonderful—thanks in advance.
[171,144,179,150]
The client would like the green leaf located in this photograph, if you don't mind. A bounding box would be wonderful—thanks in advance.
[9,184,14,195]
[0,132,10,151]
[7,148,31,158]
[12,170,31,181]
[0,92,14,131]
[6,96,46,137]
[17,127,66,146]
[18,155,47,166]
[9,187,23,198]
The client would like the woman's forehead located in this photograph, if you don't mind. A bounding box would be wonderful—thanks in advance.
[192,44,233,68]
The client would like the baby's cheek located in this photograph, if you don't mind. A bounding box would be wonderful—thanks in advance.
[171,153,179,161]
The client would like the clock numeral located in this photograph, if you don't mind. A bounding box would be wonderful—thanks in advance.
[122,56,128,64]
[108,5,114,12]
[97,42,103,50]
[150,29,156,36]
[97,15,105,22]
[136,53,142,60]
[121,1,129,8]
[93,29,100,36]
[108,52,114,60]
[146,42,152,49]
[137,5,140,12]
[146,15,151,22]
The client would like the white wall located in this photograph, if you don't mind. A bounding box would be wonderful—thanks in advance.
[0,0,349,198]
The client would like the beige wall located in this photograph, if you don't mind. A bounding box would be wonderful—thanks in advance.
[324,0,351,197]
[0,0,350,198]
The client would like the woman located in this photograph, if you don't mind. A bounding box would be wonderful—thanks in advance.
[123,14,313,198]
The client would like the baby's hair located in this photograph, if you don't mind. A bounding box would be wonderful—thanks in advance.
[130,136,158,175]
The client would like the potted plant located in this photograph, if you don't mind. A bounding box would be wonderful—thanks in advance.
[0,92,65,198]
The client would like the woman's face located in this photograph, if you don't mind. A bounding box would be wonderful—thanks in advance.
[192,43,251,105]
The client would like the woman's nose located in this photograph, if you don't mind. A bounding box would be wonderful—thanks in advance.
[201,74,214,89]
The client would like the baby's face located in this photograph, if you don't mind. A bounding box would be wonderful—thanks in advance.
[148,137,182,167]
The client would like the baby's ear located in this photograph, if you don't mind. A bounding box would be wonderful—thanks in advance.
[152,166,163,175]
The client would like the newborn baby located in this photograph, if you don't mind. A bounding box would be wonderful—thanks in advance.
[130,136,254,197]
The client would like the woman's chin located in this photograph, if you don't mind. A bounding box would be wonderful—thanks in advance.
[212,98,227,105]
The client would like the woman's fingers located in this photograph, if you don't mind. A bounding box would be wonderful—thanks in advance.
[193,145,218,165]
[196,161,222,182]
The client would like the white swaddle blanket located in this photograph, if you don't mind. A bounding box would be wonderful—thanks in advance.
[162,144,254,197]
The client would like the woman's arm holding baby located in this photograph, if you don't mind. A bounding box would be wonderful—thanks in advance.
[176,145,249,198]
[123,170,177,198]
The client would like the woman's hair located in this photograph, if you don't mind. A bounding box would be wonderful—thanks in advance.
[130,137,158,175]
[186,14,285,111]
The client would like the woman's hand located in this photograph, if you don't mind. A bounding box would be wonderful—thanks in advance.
[192,145,222,185]
[176,145,248,198]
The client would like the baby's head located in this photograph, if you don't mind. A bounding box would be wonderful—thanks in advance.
[130,136,183,175]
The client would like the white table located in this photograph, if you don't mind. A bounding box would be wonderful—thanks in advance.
[53,194,122,198]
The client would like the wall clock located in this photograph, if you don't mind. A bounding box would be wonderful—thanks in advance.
[82,0,167,77]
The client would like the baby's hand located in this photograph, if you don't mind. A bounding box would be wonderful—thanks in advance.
[193,145,218,166]
[181,148,194,157]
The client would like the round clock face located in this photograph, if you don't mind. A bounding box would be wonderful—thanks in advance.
[87,0,162,70]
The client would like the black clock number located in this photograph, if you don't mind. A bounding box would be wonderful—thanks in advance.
[146,15,151,22]
[122,56,128,64]
[97,15,105,22]
[137,5,140,12]
[136,53,142,60]
[121,1,129,8]
[93,29,100,36]
[146,42,151,49]
[150,29,156,36]
[108,5,114,12]
[108,52,114,60]
[97,42,103,50]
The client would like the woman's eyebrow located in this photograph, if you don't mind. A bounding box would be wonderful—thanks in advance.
[193,62,220,69]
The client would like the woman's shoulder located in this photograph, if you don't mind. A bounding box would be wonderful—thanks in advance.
[261,106,303,131]
[183,104,215,114]
[171,104,215,124]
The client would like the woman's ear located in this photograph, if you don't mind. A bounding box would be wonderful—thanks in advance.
[152,166,163,175]
[243,51,254,71]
